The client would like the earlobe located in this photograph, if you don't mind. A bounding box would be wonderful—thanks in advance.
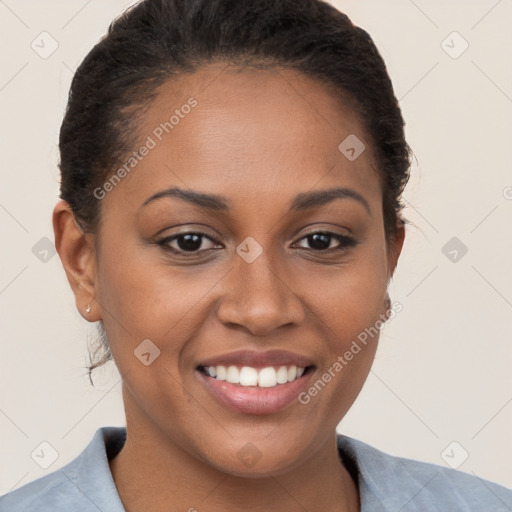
[52,200,100,321]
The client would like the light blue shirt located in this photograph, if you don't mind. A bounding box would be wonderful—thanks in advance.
[1,426,511,511]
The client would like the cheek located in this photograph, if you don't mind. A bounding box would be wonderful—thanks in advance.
[308,237,389,335]
[303,233,388,386]
[299,257,387,419]
[95,237,224,365]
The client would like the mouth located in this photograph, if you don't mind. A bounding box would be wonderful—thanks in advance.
[195,362,316,415]
[197,364,314,388]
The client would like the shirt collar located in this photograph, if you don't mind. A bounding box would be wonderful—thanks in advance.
[69,426,127,511]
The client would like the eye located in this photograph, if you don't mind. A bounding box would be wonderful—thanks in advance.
[157,232,221,254]
[156,230,357,256]
[293,231,357,252]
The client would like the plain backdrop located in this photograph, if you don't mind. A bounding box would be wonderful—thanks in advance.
[1,0,511,495]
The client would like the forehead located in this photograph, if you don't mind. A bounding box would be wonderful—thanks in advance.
[104,63,381,215]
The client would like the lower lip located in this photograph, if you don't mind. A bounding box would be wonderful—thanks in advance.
[197,369,314,415]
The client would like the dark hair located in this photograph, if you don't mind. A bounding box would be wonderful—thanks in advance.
[59,0,411,382]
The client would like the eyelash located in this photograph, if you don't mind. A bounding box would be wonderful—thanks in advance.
[156,230,357,256]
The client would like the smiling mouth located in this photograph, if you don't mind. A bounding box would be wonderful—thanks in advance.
[197,364,315,389]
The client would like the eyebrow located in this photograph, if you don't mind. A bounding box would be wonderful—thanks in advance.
[142,186,371,215]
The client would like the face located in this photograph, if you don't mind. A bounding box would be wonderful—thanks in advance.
[64,64,403,476]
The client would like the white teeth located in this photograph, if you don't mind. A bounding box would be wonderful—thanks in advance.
[258,367,277,387]
[216,365,227,381]
[239,366,258,386]
[226,365,239,383]
[203,364,307,388]
[276,366,288,384]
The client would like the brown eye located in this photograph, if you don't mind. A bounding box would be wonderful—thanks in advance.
[294,232,357,252]
[158,232,220,253]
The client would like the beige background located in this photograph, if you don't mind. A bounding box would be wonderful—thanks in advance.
[1,0,511,495]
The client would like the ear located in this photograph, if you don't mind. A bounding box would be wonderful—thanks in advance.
[52,200,100,321]
[387,219,405,280]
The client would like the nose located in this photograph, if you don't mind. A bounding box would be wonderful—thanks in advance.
[216,249,306,336]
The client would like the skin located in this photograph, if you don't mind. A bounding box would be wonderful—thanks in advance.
[53,64,405,512]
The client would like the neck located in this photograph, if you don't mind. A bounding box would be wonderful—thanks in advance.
[109,399,360,512]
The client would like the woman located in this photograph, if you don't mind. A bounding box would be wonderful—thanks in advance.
[1,0,511,510]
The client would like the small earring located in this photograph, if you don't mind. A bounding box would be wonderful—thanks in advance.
[85,304,91,314]
[384,296,392,320]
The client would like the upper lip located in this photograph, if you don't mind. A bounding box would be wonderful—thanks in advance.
[196,349,315,369]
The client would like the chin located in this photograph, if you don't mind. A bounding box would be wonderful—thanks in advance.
[193,436,311,479]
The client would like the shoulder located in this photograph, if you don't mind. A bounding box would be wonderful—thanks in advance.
[0,427,126,512]
[0,454,94,512]
[337,435,512,511]
[0,470,78,512]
